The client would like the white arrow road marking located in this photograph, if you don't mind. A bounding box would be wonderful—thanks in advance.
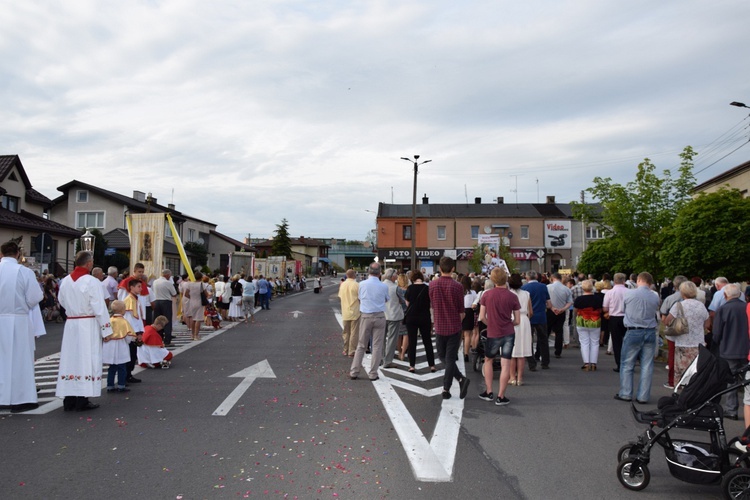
[212,359,276,416]
[290,310,304,318]
[334,308,465,482]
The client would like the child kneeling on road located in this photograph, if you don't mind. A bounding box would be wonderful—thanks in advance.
[104,300,137,392]
[137,315,174,369]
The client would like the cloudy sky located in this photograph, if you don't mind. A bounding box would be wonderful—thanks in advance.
[3,1,749,241]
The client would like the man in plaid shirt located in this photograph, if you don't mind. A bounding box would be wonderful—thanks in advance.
[429,256,471,400]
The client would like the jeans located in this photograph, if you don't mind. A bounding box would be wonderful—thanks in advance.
[618,328,657,402]
[107,363,127,389]
[260,292,270,309]
[436,332,464,392]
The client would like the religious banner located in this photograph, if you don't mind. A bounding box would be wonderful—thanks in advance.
[477,234,510,274]
[128,213,165,281]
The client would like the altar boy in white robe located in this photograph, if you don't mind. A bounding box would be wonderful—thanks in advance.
[56,251,112,412]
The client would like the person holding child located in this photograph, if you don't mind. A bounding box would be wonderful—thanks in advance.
[138,315,174,369]
[104,300,136,392]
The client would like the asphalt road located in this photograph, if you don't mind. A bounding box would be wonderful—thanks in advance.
[1,278,745,499]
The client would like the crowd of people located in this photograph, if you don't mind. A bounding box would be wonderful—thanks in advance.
[338,258,750,422]
[0,239,314,413]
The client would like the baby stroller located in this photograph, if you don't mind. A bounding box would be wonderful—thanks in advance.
[722,426,750,499]
[616,345,750,493]
[472,327,503,373]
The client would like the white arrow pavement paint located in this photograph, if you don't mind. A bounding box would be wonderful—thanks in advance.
[290,310,304,318]
[212,359,276,416]
[334,309,465,482]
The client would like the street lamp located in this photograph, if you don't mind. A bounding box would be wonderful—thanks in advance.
[730,101,750,109]
[401,155,431,273]
[80,230,95,253]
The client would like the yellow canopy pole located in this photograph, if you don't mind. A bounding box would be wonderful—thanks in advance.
[167,213,195,282]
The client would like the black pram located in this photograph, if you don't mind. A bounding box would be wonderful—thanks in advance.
[616,345,750,493]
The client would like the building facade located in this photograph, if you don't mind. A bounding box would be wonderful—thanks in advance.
[0,155,80,274]
[376,196,597,275]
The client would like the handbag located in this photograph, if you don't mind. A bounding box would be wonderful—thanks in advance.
[664,301,689,336]
[200,284,210,306]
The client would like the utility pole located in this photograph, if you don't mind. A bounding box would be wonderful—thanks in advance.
[401,155,432,273]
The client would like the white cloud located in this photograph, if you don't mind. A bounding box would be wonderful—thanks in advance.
[2,0,749,241]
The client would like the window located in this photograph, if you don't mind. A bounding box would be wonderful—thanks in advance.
[1,195,19,212]
[76,211,104,229]
[76,190,88,203]
[188,229,196,242]
[437,225,446,240]
[402,225,412,240]
[586,226,604,239]
[471,225,479,239]
[521,225,529,239]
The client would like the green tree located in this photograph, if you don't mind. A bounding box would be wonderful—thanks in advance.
[659,188,750,281]
[184,241,208,268]
[576,239,630,277]
[572,146,696,278]
[271,218,293,259]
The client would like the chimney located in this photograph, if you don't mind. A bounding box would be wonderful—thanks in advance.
[168,203,175,210]
[133,190,146,202]
[546,195,555,204]
[475,197,482,204]
[497,197,504,204]
[422,194,429,204]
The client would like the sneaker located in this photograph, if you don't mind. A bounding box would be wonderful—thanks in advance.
[663,383,675,390]
[478,391,494,401]
[495,396,510,406]
[442,391,452,400]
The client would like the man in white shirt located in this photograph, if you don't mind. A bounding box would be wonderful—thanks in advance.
[102,266,119,306]
[152,269,177,345]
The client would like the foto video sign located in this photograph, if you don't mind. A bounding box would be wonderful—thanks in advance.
[544,220,571,249]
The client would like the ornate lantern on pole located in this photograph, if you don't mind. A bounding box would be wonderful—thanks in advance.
[81,230,95,253]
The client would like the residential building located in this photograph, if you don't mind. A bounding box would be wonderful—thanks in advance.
[48,180,251,274]
[691,159,750,197]
[0,155,80,274]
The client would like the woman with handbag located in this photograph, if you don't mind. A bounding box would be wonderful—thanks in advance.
[662,281,710,386]
[183,272,206,341]
[404,270,436,373]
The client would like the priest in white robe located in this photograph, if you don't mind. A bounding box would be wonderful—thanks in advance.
[0,241,44,413]
[55,251,112,412]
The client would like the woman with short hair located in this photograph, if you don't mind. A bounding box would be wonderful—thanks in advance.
[662,281,710,385]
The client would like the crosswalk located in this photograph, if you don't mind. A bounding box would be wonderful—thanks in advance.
[4,320,243,416]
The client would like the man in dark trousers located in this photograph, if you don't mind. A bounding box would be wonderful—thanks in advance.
[522,271,551,370]
[429,256,471,400]
[712,283,749,420]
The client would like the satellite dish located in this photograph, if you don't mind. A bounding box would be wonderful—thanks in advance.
[196,238,205,245]
[501,237,510,246]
